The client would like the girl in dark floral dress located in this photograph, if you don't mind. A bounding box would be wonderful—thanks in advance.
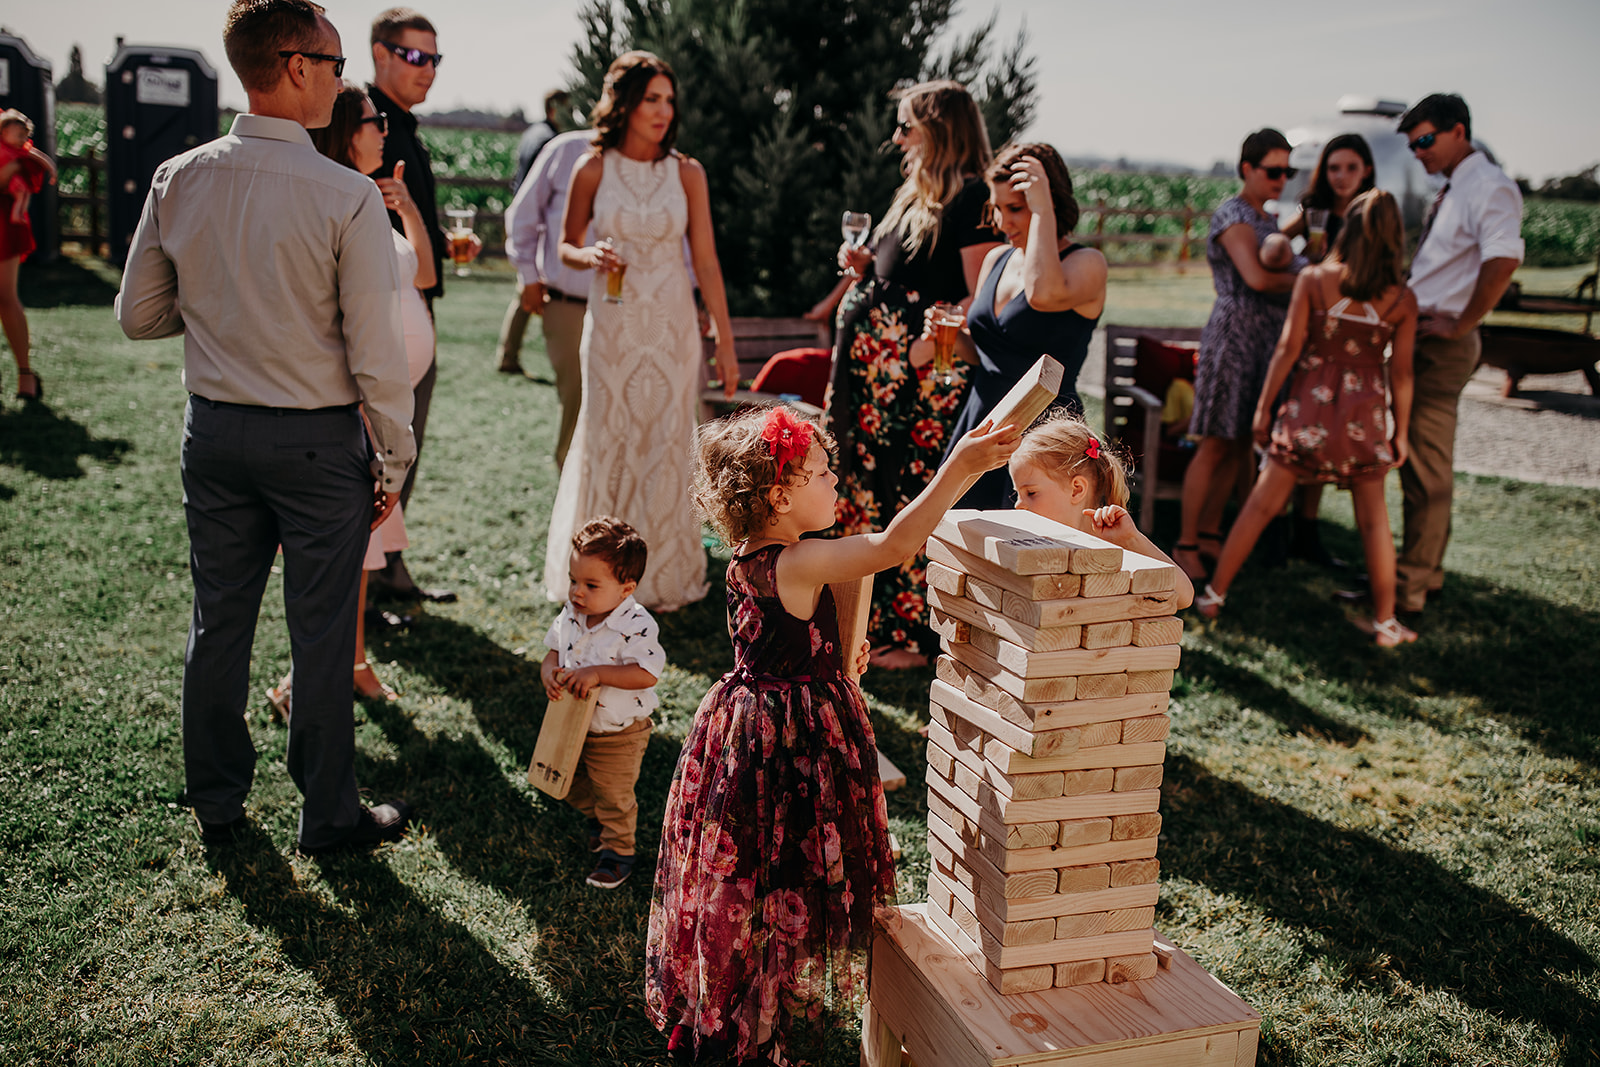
[826,80,1001,668]
[1196,190,1418,646]
[646,406,1019,1064]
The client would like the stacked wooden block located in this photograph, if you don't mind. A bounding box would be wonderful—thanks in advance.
[919,508,1184,995]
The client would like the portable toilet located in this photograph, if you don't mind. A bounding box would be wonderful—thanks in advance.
[0,32,58,263]
[105,43,218,266]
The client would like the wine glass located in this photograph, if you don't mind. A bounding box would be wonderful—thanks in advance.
[839,210,871,277]
[445,207,476,277]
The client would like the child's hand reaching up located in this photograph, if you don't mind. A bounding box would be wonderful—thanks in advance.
[1084,504,1137,547]
[945,419,1023,481]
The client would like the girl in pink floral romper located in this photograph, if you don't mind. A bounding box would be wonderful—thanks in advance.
[646,406,1019,1064]
[1195,190,1419,646]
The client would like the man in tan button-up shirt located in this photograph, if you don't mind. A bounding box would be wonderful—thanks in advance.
[116,0,417,854]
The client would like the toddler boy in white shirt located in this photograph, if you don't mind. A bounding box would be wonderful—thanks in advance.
[541,516,665,888]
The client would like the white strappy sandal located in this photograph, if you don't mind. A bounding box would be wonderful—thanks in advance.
[1195,583,1226,620]
[1370,616,1417,647]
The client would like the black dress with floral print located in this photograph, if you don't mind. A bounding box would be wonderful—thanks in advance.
[823,177,994,656]
[645,544,895,1065]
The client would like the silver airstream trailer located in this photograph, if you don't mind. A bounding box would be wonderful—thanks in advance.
[1279,96,1452,232]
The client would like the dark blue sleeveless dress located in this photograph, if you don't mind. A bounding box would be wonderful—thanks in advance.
[943,245,1100,509]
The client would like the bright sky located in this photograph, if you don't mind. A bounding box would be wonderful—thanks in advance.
[10,0,1598,183]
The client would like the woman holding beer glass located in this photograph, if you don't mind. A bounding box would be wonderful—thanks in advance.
[921,143,1106,510]
[828,79,1001,668]
[542,51,738,611]
[1282,134,1376,262]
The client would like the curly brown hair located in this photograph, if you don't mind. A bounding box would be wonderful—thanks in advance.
[571,515,648,586]
[692,406,836,546]
[1012,411,1130,510]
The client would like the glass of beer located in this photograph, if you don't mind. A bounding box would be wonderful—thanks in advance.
[929,301,965,385]
[445,207,476,276]
[597,237,627,304]
[1304,208,1329,260]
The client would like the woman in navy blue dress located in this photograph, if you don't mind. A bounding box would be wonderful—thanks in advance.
[928,143,1107,510]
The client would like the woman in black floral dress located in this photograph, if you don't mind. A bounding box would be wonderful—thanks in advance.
[825,80,1001,668]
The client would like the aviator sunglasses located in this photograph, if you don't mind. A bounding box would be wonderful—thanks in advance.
[279,50,346,77]
[380,41,444,68]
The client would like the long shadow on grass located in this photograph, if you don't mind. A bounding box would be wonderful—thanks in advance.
[1201,567,1600,767]
[0,401,131,480]
[209,826,567,1064]
[357,696,886,1065]
[1163,753,1598,1065]
[1179,645,1369,748]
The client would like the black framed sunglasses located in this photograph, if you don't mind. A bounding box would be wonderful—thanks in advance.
[278,50,346,77]
[380,41,444,68]
[1258,166,1298,180]
[1407,131,1439,152]
[360,111,389,135]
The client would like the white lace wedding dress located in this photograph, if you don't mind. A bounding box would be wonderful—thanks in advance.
[543,149,709,610]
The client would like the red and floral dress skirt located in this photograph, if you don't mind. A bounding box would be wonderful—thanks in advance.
[1268,293,1398,485]
[824,276,970,656]
[645,543,895,1065]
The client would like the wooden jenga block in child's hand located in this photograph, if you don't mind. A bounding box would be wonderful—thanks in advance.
[829,575,871,680]
[527,689,599,799]
[984,354,1065,437]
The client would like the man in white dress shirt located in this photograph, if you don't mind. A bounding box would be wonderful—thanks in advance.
[1392,93,1523,615]
[116,0,416,853]
[503,128,595,469]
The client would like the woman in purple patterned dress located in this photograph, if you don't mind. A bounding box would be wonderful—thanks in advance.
[1175,128,1304,581]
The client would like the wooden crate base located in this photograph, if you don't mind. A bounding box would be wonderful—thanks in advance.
[863,904,1258,1067]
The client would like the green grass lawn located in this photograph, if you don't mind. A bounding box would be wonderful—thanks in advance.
[1,258,1596,1065]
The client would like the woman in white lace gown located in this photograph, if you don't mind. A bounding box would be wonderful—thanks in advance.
[543,51,737,611]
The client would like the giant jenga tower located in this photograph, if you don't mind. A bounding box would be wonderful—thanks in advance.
[863,507,1259,1067]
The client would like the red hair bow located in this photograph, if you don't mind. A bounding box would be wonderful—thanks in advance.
[1085,437,1101,459]
[761,406,813,473]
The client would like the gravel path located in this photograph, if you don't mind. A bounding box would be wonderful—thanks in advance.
[1079,334,1600,489]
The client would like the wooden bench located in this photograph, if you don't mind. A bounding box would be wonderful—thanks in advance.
[699,316,832,420]
[1102,325,1203,532]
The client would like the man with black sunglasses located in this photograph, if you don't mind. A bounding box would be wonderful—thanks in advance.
[365,6,470,604]
[117,0,416,853]
[1390,93,1523,617]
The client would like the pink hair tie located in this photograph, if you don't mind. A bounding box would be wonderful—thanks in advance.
[760,407,813,474]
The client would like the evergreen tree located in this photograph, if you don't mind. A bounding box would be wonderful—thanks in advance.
[567,0,1038,315]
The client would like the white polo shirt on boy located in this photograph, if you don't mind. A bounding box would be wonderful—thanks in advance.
[544,595,665,733]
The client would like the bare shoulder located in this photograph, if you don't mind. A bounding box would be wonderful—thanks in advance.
[676,153,708,187]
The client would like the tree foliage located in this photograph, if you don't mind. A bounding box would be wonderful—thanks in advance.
[567,0,1037,315]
